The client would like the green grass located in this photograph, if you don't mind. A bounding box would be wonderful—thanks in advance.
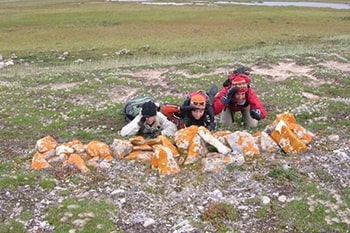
[0,165,58,190]
[200,201,238,232]
[255,184,350,232]
[0,219,26,233]
[1,0,349,60]
[45,197,121,233]
[0,1,349,232]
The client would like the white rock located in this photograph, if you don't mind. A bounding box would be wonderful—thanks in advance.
[143,217,155,227]
[328,135,339,142]
[278,195,287,203]
[302,92,320,100]
[260,196,271,205]
[208,189,223,200]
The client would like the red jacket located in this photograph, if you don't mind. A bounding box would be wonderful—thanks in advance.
[213,87,267,119]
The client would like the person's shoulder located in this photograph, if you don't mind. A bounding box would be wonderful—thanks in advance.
[247,88,257,93]
[156,111,167,118]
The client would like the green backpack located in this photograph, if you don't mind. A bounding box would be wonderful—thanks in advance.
[123,95,154,123]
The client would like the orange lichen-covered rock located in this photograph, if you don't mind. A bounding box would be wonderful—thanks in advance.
[78,152,91,161]
[132,144,153,151]
[201,151,245,172]
[212,130,233,144]
[224,131,260,156]
[110,138,133,159]
[174,126,207,165]
[63,153,90,173]
[64,139,86,153]
[87,141,113,160]
[129,136,161,146]
[31,152,52,170]
[174,126,232,165]
[274,112,313,145]
[201,153,225,172]
[56,145,75,157]
[185,134,206,165]
[87,157,112,170]
[258,131,280,153]
[125,150,154,163]
[35,135,58,153]
[197,126,231,155]
[159,135,179,157]
[129,136,146,145]
[269,120,307,154]
[288,122,313,144]
[213,130,233,138]
[276,112,297,123]
[174,125,199,152]
[151,144,180,175]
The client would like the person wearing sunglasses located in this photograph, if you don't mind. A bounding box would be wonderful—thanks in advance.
[161,91,216,131]
[213,75,266,128]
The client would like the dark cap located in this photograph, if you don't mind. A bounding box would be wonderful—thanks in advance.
[141,101,157,118]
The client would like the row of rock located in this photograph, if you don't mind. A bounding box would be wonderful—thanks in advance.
[31,113,312,175]
[31,112,313,175]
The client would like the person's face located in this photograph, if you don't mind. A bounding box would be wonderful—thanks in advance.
[145,116,156,124]
[234,92,246,105]
[191,108,205,120]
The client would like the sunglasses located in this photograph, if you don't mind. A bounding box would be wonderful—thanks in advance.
[191,101,205,106]
[191,108,205,113]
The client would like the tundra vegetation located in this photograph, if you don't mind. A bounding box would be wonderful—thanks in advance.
[0,0,349,232]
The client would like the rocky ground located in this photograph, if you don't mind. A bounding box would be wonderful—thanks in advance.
[0,57,349,232]
[2,135,349,232]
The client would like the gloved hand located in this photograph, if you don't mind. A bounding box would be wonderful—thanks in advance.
[138,116,146,127]
[143,125,160,138]
[180,105,197,112]
[221,86,238,106]
[222,78,231,87]
[233,67,250,75]
[250,109,261,120]
[207,122,216,131]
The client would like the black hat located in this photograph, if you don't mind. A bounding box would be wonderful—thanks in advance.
[141,101,157,118]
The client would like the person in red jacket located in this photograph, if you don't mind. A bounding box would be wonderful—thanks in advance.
[213,75,266,128]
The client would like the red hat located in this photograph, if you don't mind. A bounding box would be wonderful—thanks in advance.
[231,77,248,93]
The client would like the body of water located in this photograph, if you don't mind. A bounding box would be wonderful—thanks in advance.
[114,1,350,10]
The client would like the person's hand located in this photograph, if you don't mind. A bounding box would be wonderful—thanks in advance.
[180,105,197,112]
[250,109,261,120]
[233,67,250,75]
[221,86,238,106]
[222,78,231,87]
[144,125,160,138]
[208,122,216,131]
[138,116,146,126]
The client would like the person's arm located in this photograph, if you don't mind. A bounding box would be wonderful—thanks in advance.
[157,112,177,137]
[161,104,182,117]
[248,89,267,120]
[120,115,142,137]
[212,87,229,115]
[205,102,216,131]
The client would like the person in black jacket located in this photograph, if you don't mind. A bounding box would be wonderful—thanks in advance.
[161,90,216,131]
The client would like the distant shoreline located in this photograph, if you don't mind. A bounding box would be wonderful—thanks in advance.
[112,0,350,10]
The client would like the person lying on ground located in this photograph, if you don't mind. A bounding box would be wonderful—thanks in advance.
[120,100,177,138]
[161,90,216,131]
